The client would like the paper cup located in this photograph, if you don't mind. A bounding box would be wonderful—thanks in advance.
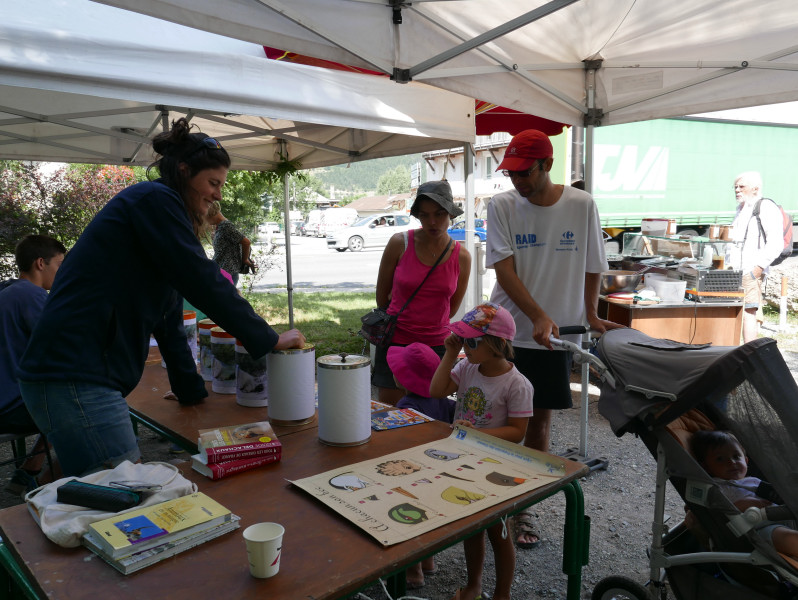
[243,522,284,578]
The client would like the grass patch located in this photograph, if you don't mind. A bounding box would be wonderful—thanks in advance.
[244,291,374,357]
[762,304,798,353]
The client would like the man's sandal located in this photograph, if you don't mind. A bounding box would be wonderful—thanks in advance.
[513,510,541,549]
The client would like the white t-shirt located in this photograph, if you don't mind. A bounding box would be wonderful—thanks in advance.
[486,186,608,349]
[450,360,534,429]
[728,198,784,273]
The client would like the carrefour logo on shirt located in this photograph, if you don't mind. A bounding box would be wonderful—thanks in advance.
[557,231,577,252]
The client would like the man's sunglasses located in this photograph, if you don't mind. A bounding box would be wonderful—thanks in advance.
[463,336,483,349]
[501,162,541,178]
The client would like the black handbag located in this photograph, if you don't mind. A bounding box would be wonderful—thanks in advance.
[359,239,452,348]
[359,308,397,348]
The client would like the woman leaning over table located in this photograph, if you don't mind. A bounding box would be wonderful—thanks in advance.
[374,180,471,406]
[18,118,305,477]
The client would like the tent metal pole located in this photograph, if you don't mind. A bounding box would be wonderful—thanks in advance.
[463,142,478,313]
[283,169,294,329]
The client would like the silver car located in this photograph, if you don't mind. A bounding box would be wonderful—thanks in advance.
[326,213,418,252]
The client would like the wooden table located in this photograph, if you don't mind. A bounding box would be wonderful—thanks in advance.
[0,423,590,600]
[599,297,743,345]
[127,362,318,453]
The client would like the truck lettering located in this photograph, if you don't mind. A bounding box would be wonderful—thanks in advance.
[594,145,669,194]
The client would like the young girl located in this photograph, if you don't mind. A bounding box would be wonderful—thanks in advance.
[387,342,455,424]
[429,302,533,600]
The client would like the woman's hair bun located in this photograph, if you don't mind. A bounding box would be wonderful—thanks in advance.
[152,117,193,156]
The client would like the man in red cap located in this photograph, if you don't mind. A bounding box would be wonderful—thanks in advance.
[486,129,622,548]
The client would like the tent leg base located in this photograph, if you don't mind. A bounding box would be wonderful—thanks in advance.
[559,447,609,472]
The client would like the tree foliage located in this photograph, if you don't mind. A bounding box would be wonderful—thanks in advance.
[0,162,135,279]
[376,164,411,195]
[312,154,423,195]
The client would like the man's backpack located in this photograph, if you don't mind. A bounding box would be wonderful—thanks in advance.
[752,197,793,266]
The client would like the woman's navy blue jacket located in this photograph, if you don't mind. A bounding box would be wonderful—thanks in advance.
[19,180,279,397]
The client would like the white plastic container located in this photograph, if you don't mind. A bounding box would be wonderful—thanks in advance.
[641,218,669,237]
[652,278,687,303]
[644,272,667,287]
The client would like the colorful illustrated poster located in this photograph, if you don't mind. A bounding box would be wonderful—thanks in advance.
[290,426,566,546]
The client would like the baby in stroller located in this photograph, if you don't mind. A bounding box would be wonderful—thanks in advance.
[689,429,798,560]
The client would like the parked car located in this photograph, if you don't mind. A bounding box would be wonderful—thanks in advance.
[258,222,280,235]
[296,221,309,236]
[447,218,487,243]
[290,220,304,235]
[326,213,419,252]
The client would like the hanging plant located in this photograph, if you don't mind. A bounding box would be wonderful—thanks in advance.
[265,151,307,185]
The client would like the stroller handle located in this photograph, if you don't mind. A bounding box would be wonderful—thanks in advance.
[548,331,616,388]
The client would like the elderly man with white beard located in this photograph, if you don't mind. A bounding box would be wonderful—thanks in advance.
[729,171,785,343]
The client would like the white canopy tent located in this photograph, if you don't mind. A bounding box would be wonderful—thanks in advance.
[0,0,474,170]
[92,0,798,128]
[1,0,477,324]
[92,0,798,311]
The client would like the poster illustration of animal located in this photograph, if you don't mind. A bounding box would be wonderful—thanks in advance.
[290,426,566,546]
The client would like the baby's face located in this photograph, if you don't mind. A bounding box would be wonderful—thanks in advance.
[703,442,748,480]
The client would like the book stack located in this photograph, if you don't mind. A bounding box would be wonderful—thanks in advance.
[82,492,239,574]
[191,420,282,480]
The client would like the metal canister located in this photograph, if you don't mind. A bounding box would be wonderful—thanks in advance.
[235,339,268,407]
[210,327,236,394]
[198,318,216,381]
[266,344,315,425]
[183,310,198,364]
[317,353,371,446]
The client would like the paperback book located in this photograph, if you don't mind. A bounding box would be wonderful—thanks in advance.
[83,516,240,574]
[198,420,281,464]
[190,453,280,480]
[86,492,233,559]
[371,407,434,430]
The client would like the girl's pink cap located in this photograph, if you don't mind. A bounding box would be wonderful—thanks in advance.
[449,302,516,340]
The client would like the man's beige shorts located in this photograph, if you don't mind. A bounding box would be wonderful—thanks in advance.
[742,272,765,323]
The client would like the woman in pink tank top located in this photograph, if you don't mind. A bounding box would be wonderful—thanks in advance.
[374,180,471,406]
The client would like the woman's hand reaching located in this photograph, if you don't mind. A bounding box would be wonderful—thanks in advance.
[275,329,306,350]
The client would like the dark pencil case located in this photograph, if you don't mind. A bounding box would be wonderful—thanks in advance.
[56,480,141,512]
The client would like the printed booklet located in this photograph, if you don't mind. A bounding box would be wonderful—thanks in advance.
[190,453,280,480]
[197,420,282,464]
[85,492,233,559]
[371,407,434,430]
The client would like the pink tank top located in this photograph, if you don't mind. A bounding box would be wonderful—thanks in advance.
[388,229,461,346]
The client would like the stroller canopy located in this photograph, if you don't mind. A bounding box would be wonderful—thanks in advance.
[597,328,764,435]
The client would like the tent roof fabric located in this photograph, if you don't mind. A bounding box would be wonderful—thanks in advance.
[94,0,798,127]
[0,0,475,170]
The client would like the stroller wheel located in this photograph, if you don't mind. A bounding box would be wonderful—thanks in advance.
[592,576,652,600]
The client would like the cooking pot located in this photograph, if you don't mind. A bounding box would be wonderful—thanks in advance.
[600,270,643,295]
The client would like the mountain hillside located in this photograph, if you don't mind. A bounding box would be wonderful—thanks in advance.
[310,154,423,195]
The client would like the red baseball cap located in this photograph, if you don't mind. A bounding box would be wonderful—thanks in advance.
[496,129,553,172]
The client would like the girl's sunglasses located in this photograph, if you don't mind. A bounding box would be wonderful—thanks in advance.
[464,336,482,349]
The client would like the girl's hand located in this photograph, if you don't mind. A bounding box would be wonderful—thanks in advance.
[444,333,463,353]
[453,419,473,429]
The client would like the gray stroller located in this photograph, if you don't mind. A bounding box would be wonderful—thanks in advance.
[591,327,798,600]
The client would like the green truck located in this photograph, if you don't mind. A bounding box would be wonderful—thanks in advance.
[589,118,798,237]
